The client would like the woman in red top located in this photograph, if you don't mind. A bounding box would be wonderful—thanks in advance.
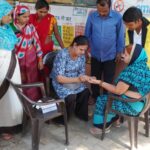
[30,0,64,56]
[30,0,64,76]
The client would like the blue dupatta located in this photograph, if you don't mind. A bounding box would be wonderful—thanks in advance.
[0,0,17,51]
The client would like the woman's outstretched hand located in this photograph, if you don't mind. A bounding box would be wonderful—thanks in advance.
[88,77,101,85]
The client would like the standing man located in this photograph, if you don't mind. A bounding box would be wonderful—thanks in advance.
[123,6,150,65]
[85,0,124,104]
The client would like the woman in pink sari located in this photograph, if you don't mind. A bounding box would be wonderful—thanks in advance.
[10,5,44,101]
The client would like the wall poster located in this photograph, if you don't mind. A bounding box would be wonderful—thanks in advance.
[19,0,150,47]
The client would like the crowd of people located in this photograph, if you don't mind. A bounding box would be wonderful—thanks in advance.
[0,0,150,141]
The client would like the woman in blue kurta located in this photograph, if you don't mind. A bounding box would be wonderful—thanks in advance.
[51,35,90,121]
[88,44,150,134]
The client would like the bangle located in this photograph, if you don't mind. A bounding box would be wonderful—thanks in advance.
[37,57,42,62]
[99,80,103,87]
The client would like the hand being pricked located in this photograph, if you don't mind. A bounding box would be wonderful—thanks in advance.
[79,75,91,82]
[88,77,100,85]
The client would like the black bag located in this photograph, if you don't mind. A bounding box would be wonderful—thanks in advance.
[43,50,59,69]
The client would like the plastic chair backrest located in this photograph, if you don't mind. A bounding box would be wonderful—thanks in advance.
[43,50,59,69]
[7,79,37,118]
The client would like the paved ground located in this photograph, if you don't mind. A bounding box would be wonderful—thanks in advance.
[0,105,150,150]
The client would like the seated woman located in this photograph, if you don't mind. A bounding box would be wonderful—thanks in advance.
[88,44,150,134]
[0,0,22,140]
[51,35,90,122]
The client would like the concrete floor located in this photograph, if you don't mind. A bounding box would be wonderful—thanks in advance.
[0,107,150,150]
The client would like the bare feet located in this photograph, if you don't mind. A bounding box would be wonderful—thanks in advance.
[89,125,111,136]
[1,133,13,140]
[113,119,121,128]
[89,127,103,135]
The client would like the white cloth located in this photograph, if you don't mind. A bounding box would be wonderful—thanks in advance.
[133,30,142,45]
[0,50,23,127]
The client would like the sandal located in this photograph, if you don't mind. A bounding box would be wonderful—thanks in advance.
[1,133,13,140]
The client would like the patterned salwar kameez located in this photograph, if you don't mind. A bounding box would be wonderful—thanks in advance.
[93,44,150,128]
[51,48,90,121]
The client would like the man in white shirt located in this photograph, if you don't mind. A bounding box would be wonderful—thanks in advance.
[123,7,150,61]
